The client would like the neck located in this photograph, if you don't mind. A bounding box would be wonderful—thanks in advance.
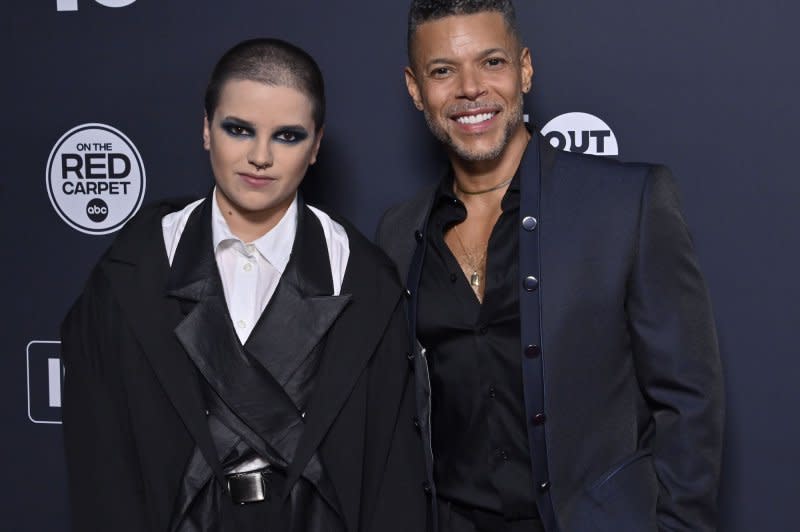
[449,125,530,197]
[214,188,295,243]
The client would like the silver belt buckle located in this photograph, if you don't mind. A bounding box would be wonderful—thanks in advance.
[227,468,271,504]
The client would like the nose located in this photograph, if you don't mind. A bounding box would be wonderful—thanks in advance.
[457,66,487,101]
[248,137,273,170]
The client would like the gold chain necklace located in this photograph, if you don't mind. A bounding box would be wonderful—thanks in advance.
[451,224,486,295]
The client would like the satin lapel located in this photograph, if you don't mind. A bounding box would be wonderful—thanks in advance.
[105,201,225,486]
[244,204,350,400]
[283,235,403,517]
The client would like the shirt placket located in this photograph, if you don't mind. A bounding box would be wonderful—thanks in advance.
[231,243,259,343]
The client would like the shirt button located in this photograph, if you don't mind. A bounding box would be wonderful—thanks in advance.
[243,263,252,272]
[522,216,538,231]
[539,481,551,492]
[525,344,541,358]
[523,276,539,291]
[237,320,247,329]
[449,273,457,283]
[245,244,256,255]
[414,230,424,242]
[531,413,547,425]
[477,325,488,335]
[489,386,496,398]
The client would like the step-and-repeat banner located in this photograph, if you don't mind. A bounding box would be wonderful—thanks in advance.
[3,1,798,530]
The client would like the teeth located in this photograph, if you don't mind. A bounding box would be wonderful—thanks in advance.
[456,112,495,125]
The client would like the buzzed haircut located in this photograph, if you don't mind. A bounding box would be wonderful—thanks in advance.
[407,0,520,63]
[204,38,325,131]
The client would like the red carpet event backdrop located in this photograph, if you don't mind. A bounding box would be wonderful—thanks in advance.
[3,1,798,530]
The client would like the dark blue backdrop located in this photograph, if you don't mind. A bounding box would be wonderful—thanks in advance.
[3,1,798,530]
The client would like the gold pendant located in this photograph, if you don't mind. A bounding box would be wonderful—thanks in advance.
[470,271,480,287]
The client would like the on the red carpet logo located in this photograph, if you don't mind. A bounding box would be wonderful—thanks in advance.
[541,112,619,156]
[57,0,137,11]
[46,123,146,235]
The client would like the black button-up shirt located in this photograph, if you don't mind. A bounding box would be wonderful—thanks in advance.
[418,172,538,519]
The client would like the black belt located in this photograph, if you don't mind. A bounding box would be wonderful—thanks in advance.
[227,468,276,505]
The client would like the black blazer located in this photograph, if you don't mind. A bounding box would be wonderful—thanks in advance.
[376,136,724,532]
[62,197,428,531]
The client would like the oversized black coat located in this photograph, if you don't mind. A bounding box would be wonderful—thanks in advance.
[62,197,429,531]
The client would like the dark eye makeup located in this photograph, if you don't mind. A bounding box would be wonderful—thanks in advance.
[220,119,255,137]
[218,118,309,144]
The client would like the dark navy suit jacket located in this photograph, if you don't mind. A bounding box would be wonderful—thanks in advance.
[376,135,724,532]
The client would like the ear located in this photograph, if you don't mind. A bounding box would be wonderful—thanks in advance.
[203,114,211,151]
[309,126,324,165]
[520,47,534,94]
[404,66,424,111]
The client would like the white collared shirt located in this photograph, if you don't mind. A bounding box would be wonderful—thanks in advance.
[161,190,350,344]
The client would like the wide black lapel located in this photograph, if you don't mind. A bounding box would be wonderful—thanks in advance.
[284,229,403,521]
[244,202,351,405]
[168,199,300,468]
[104,200,225,486]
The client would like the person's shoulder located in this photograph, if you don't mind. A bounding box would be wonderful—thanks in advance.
[104,195,201,263]
[309,204,399,280]
[549,145,665,185]
[380,184,438,227]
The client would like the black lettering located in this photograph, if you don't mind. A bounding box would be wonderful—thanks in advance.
[545,131,567,151]
[62,182,75,194]
[85,154,106,179]
[590,130,611,153]
[108,153,131,179]
[61,154,83,179]
[568,130,590,153]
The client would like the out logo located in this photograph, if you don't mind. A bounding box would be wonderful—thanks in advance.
[540,112,619,157]
[57,0,137,11]
[46,123,145,235]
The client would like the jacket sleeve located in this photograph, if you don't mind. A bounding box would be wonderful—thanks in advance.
[360,297,430,532]
[626,166,724,531]
[61,267,151,532]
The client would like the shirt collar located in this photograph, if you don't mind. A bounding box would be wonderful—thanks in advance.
[211,189,298,274]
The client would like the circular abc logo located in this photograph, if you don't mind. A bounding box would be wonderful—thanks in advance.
[46,123,145,235]
[540,112,619,157]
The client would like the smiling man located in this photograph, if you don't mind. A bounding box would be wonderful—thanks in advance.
[376,1,724,531]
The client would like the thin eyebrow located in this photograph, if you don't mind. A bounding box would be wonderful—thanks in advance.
[275,125,309,132]
[220,116,255,128]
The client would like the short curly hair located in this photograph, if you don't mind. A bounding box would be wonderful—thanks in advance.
[407,0,520,64]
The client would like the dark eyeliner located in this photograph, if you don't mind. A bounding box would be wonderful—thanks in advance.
[220,119,254,137]
[274,127,309,144]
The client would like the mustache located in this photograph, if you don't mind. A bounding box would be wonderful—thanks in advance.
[445,101,503,116]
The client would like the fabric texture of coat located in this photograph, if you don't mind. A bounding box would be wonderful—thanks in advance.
[62,195,428,532]
[375,135,724,532]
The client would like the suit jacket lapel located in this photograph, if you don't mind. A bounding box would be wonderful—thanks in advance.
[104,200,225,487]
[244,203,351,404]
[284,229,403,531]
[167,199,298,468]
